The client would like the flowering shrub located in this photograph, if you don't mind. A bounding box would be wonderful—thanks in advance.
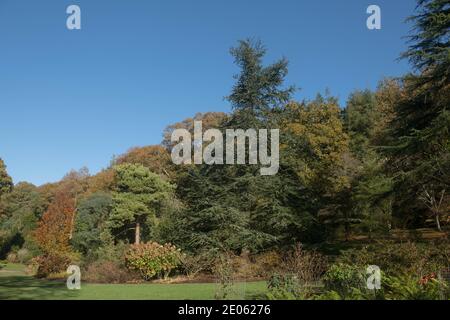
[124,242,182,280]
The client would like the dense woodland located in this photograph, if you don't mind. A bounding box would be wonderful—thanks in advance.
[0,0,449,300]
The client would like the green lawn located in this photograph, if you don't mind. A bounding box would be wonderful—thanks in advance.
[0,264,267,300]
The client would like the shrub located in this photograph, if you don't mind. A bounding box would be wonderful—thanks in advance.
[383,274,449,300]
[266,273,301,300]
[251,251,282,277]
[213,252,236,300]
[83,260,139,284]
[6,252,18,263]
[337,240,450,277]
[282,244,328,284]
[17,248,32,264]
[32,254,71,278]
[265,244,327,299]
[321,263,366,299]
[180,252,213,279]
[125,242,182,280]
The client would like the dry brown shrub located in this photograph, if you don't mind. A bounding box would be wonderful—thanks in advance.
[83,260,139,284]
[281,243,328,284]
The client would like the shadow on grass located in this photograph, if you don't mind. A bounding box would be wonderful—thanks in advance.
[0,275,78,300]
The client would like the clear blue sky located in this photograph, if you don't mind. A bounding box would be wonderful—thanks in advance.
[0,0,416,186]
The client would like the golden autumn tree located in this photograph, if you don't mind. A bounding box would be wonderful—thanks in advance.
[114,145,173,179]
[282,96,350,195]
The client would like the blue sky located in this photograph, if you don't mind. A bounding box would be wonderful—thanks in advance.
[0,0,416,185]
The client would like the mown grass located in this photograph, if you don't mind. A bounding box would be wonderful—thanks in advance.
[0,263,267,300]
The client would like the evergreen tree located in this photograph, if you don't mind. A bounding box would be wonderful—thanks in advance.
[226,39,295,129]
[72,192,112,255]
[108,164,174,244]
[387,0,449,226]
[171,39,296,253]
[343,90,377,160]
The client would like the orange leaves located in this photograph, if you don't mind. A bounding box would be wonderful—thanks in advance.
[34,190,75,255]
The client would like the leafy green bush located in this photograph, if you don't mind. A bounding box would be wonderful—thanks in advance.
[266,273,301,300]
[124,242,182,280]
[383,274,449,300]
[316,264,449,300]
[321,263,366,299]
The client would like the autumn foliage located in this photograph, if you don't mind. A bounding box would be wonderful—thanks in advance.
[125,242,182,280]
[33,190,76,277]
[34,191,75,254]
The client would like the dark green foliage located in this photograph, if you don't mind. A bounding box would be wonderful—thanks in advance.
[343,90,377,160]
[0,182,44,259]
[386,0,450,226]
[168,39,319,253]
[226,39,295,129]
[266,273,301,299]
[170,165,275,253]
[352,154,394,237]
[107,164,175,244]
[337,240,450,276]
[382,274,448,300]
[72,192,112,255]
[321,263,366,299]
[402,0,449,89]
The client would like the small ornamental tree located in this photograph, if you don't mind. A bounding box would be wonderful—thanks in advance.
[124,242,182,280]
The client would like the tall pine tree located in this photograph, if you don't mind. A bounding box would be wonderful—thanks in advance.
[388,0,449,227]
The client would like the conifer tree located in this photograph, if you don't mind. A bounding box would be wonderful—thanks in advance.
[387,0,449,225]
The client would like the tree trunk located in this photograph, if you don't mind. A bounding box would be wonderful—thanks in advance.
[435,214,442,232]
[344,223,350,242]
[69,208,77,240]
[135,222,141,244]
